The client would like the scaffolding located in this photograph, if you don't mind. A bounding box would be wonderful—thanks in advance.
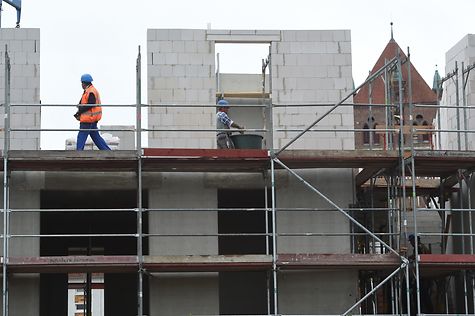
[0,41,475,316]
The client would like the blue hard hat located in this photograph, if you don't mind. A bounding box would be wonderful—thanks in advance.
[217,99,229,107]
[81,73,93,83]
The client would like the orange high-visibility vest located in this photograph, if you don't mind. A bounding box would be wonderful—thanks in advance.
[79,84,102,123]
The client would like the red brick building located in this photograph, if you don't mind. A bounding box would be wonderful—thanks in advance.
[354,37,437,149]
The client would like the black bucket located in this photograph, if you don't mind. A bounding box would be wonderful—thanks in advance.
[230,134,263,149]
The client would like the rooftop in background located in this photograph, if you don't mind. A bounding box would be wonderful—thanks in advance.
[354,37,437,105]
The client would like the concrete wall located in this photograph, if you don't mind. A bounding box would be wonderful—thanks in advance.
[276,169,354,253]
[146,28,357,315]
[149,273,219,316]
[1,167,355,315]
[148,173,218,255]
[147,29,354,150]
[148,173,218,316]
[279,270,358,314]
[271,30,354,150]
[0,171,43,316]
[147,29,215,148]
[6,274,40,316]
[440,34,475,150]
[100,125,135,150]
[0,28,41,150]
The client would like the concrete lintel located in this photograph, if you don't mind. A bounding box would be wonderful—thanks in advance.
[206,31,281,43]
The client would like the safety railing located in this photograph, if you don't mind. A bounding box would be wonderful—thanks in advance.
[0,44,475,316]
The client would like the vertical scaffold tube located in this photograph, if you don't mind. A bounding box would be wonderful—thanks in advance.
[459,171,468,313]
[2,46,10,316]
[405,264,411,316]
[136,46,144,316]
[466,174,475,313]
[264,175,271,314]
[462,62,469,150]
[407,47,422,316]
[455,62,461,151]
[270,156,278,315]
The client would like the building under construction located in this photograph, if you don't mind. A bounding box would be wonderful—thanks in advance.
[0,27,474,316]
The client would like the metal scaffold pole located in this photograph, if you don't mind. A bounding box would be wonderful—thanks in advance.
[266,44,274,152]
[136,45,142,156]
[406,47,423,316]
[464,172,475,313]
[405,263,411,316]
[462,61,468,150]
[459,169,469,313]
[460,69,475,313]
[274,157,403,258]
[395,53,408,245]
[136,45,144,316]
[462,62,475,150]
[270,156,278,315]
[2,46,10,316]
[392,52,413,314]
[437,74,442,149]
[275,57,398,156]
[267,44,277,315]
[455,62,461,151]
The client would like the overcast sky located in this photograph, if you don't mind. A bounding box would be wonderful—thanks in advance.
[1,0,474,149]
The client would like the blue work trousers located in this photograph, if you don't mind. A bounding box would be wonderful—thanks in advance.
[76,122,111,150]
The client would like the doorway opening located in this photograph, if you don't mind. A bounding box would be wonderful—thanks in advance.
[217,188,272,315]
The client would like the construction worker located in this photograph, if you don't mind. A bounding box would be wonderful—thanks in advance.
[216,99,244,149]
[74,74,111,150]
[408,234,430,259]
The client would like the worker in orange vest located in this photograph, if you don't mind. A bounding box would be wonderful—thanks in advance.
[74,74,111,150]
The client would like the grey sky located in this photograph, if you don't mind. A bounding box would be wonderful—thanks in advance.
[1,0,473,149]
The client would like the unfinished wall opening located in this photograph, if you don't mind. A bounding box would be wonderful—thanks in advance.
[217,189,270,254]
[39,190,149,316]
[67,247,105,316]
[215,43,270,75]
[215,43,271,147]
[217,188,271,315]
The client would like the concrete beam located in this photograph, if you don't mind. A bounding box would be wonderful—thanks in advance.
[206,30,281,43]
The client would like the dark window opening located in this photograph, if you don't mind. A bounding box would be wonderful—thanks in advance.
[39,190,149,316]
[217,189,272,315]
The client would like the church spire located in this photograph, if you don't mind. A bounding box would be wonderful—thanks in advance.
[390,22,394,40]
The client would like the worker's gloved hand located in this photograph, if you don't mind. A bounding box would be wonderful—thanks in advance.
[73,112,80,121]
[239,125,245,134]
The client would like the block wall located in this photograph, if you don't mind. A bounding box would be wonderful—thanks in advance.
[276,169,354,253]
[271,30,354,150]
[100,125,135,150]
[279,270,358,314]
[147,29,215,148]
[147,29,354,150]
[0,171,42,316]
[148,173,218,255]
[0,173,42,257]
[149,273,219,316]
[440,34,475,150]
[0,28,40,150]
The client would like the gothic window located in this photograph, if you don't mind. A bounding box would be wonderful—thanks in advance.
[363,116,380,145]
